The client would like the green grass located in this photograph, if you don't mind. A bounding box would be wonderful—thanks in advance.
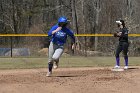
[0,57,139,69]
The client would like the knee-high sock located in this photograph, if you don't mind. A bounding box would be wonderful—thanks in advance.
[48,63,53,72]
[124,56,128,66]
[116,57,120,66]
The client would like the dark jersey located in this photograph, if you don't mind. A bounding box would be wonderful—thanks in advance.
[119,27,128,42]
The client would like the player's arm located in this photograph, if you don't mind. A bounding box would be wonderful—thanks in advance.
[48,26,62,36]
[114,29,128,37]
[52,27,62,34]
[65,28,75,50]
[119,29,128,38]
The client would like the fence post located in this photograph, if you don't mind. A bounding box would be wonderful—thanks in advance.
[10,37,13,57]
[84,36,87,57]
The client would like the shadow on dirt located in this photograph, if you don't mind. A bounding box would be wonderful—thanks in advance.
[53,75,84,77]
[128,67,139,70]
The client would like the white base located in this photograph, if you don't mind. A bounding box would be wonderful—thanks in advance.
[111,68,124,71]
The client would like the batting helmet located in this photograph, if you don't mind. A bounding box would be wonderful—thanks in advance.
[58,16,68,23]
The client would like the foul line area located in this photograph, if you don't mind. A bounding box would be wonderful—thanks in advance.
[0,34,140,37]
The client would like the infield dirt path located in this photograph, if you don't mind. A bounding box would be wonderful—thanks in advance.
[0,67,140,93]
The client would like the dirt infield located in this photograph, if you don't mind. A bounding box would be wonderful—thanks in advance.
[0,67,140,93]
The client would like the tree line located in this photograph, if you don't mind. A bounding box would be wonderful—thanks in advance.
[0,0,140,56]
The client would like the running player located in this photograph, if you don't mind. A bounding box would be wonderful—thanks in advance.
[47,16,75,76]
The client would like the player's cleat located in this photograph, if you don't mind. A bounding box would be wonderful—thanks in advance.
[46,71,52,77]
[124,66,128,70]
[53,65,58,69]
[53,62,59,69]
[114,65,120,69]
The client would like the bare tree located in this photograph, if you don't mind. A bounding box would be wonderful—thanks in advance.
[93,0,101,51]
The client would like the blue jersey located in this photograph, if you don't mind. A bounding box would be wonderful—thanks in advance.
[48,24,75,45]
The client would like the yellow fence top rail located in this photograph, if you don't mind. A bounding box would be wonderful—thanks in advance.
[0,34,140,37]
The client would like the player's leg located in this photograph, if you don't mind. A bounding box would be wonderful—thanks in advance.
[123,42,129,69]
[115,44,122,68]
[52,46,64,69]
[47,42,55,76]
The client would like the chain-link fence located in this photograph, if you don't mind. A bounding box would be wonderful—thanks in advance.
[0,35,140,57]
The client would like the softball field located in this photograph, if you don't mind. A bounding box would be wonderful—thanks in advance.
[0,57,140,93]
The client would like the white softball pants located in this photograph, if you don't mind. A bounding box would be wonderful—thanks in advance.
[48,42,64,63]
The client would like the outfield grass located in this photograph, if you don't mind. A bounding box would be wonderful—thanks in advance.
[0,57,139,69]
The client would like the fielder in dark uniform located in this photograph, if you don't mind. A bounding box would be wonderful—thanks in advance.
[114,20,129,69]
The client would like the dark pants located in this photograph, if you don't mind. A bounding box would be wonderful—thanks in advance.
[115,42,129,66]
[116,42,129,57]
